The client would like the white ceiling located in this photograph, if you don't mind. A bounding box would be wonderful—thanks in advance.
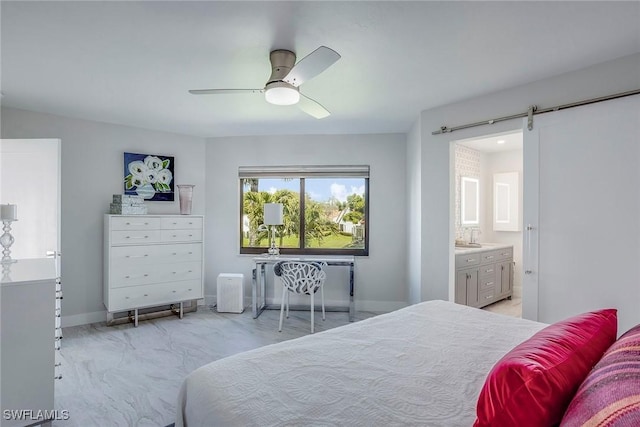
[1,1,639,138]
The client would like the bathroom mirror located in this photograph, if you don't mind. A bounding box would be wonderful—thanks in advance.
[461,176,479,225]
[493,172,520,231]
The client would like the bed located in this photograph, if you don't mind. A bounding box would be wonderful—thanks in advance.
[176,300,640,426]
[176,301,546,426]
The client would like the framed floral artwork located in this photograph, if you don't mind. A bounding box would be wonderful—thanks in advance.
[124,152,175,201]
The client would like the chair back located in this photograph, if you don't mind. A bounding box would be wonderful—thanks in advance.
[274,261,327,295]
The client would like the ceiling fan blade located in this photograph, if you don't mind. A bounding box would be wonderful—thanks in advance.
[188,89,263,95]
[283,46,340,87]
[298,93,330,119]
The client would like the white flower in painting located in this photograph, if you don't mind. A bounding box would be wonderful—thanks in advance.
[145,169,158,184]
[128,160,147,177]
[144,156,164,171]
[156,168,173,185]
[131,175,145,187]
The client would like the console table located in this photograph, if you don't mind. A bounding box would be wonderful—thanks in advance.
[252,256,355,322]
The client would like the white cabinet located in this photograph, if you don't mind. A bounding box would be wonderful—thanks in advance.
[1,258,58,427]
[104,215,204,326]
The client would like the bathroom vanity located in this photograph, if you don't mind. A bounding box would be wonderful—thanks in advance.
[455,244,513,308]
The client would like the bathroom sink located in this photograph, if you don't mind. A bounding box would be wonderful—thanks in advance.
[455,243,482,248]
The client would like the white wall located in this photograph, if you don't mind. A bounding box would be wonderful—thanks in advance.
[205,133,408,312]
[481,149,523,296]
[1,108,206,326]
[414,52,640,304]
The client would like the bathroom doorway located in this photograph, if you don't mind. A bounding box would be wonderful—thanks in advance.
[451,131,523,318]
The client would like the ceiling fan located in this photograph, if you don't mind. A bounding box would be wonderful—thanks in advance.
[189,46,341,119]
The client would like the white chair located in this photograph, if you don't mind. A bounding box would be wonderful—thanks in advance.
[274,261,327,333]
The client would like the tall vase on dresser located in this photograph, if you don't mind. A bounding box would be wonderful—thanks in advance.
[177,185,195,215]
[103,214,204,326]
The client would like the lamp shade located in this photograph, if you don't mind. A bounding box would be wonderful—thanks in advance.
[263,203,283,225]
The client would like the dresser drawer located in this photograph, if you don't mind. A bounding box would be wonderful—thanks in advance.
[111,216,161,231]
[161,229,203,242]
[108,279,203,312]
[161,216,203,230]
[456,253,480,267]
[110,261,202,288]
[110,243,202,268]
[111,230,162,245]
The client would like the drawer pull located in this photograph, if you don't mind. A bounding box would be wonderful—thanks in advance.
[126,235,149,239]
[144,294,148,297]
[486,255,494,259]
[125,274,149,279]
[485,295,493,299]
[55,375,63,380]
[501,252,509,256]
[188,288,192,291]
[125,296,130,299]
[485,269,493,273]
[172,234,177,238]
[189,222,193,225]
[172,290,177,293]
[189,251,193,254]
[125,222,149,226]
[485,282,494,286]
[172,222,178,225]
[126,254,148,258]
[466,258,474,262]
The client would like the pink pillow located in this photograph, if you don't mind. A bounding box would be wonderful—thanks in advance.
[474,309,617,427]
[560,323,640,426]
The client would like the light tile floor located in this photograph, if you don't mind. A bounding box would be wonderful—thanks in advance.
[482,296,523,318]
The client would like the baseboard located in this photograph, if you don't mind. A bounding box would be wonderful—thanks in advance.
[62,310,106,328]
[354,300,408,313]
[206,293,405,314]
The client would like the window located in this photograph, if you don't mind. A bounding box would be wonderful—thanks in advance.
[240,166,369,256]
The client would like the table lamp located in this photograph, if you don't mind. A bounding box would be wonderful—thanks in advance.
[1,204,18,264]
[263,203,283,256]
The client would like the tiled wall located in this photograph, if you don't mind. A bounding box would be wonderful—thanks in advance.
[455,144,481,240]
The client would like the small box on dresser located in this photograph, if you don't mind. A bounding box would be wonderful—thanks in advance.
[103,215,204,326]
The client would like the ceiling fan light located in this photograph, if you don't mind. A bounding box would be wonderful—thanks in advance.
[265,84,300,106]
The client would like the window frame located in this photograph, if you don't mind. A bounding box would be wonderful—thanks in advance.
[239,166,369,256]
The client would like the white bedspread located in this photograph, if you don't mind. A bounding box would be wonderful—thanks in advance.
[176,300,545,426]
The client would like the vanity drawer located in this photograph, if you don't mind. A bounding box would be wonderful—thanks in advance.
[495,247,513,261]
[480,250,501,264]
[479,276,497,292]
[479,264,497,278]
[479,289,497,305]
[161,216,203,230]
[456,253,481,267]
[111,216,161,231]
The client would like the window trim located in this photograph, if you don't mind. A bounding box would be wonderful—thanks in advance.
[239,166,369,256]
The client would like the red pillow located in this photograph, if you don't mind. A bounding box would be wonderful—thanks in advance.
[474,309,617,427]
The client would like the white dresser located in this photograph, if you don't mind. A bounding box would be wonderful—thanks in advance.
[1,258,58,427]
[104,215,204,326]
